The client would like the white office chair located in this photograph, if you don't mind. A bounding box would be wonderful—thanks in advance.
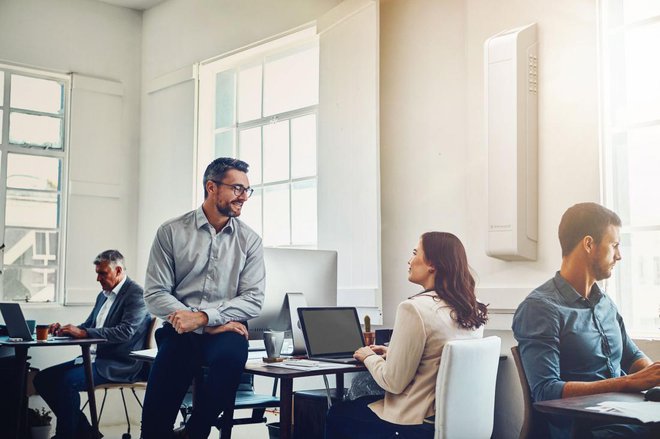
[435,336,501,439]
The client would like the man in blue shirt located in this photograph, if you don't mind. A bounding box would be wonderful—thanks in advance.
[141,157,265,439]
[513,202,660,438]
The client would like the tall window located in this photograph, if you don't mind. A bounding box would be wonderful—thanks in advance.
[0,65,69,302]
[198,28,319,247]
[600,1,660,336]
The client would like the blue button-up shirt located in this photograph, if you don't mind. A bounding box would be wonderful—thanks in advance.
[144,207,265,332]
[512,272,644,404]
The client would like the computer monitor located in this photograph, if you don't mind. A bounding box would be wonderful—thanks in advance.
[248,248,338,341]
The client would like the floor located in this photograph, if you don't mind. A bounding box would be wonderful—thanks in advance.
[35,409,279,439]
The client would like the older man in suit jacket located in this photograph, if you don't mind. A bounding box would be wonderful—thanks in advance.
[34,250,151,439]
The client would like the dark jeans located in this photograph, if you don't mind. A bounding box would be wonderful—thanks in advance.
[140,323,248,439]
[325,395,435,439]
[33,359,111,439]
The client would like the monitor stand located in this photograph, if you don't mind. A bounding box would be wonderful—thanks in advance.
[276,292,308,355]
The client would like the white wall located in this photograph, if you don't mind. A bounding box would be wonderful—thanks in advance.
[137,0,342,280]
[380,0,600,332]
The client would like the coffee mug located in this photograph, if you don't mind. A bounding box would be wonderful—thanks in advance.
[263,330,285,359]
[36,325,50,341]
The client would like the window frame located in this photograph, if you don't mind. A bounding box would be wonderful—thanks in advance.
[0,63,70,304]
[599,2,660,337]
[196,26,319,247]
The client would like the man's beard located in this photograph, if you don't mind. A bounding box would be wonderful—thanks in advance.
[591,258,613,281]
[216,202,240,218]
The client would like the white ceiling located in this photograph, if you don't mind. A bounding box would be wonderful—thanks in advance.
[96,0,166,11]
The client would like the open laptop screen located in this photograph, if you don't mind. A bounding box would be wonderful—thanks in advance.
[0,303,33,341]
[298,307,364,357]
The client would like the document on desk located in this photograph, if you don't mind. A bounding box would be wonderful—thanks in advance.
[260,359,346,371]
[586,401,660,423]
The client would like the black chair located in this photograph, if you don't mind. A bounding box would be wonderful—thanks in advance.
[179,372,280,438]
[511,346,550,439]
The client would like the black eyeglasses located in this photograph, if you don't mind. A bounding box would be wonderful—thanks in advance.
[212,181,254,198]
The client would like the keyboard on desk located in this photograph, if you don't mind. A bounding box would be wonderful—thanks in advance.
[309,356,360,365]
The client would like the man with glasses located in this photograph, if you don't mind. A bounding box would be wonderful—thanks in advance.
[512,203,660,439]
[141,157,265,439]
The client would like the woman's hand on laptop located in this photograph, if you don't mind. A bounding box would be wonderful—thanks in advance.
[354,346,376,362]
[369,344,388,359]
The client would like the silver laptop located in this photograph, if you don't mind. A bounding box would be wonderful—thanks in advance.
[297,307,365,364]
[0,303,34,341]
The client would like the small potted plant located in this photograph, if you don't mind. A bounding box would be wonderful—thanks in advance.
[27,407,52,439]
[363,315,375,346]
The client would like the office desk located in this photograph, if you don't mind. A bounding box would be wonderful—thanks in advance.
[131,349,365,439]
[244,360,366,439]
[534,392,653,425]
[0,337,107,439]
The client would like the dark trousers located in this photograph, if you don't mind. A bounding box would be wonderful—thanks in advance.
[140,323,248,439]
[33,360,111,439]
[325,395,435,439]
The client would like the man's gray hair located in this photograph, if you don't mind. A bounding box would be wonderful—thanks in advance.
[93,249,125,269]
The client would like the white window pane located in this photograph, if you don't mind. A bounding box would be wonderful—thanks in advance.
[240,188,262,237]
[291,179,317,245]
[3,229,59,267]
[10,74,63,114]
[7,154,60,191]
[239,127,262,185]
[263,121,289,183]
[0,74,4,103]
[623,24,660,124]
[215,130,234,158]
[5,189,59,228]
[238,64,263,122]
[610,232,660,334]
[623,0,660,24]
[0,109,3,140]
[613,126,660,227]
[9,112,62,148]
[263,46,319,116]
[291,114,316,179]
[1,266,57,302]
[263,183,290,246]
[215,70,235,129]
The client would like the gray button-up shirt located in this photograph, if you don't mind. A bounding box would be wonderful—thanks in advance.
[144,207,265,331]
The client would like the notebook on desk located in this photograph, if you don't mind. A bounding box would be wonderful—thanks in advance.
[297,307,364,364]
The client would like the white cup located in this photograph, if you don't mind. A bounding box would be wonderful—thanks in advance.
[263,331,285,359]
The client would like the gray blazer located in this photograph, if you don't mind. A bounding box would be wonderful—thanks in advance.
[78,277,151,382]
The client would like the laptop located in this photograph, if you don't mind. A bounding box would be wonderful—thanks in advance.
[0,303,34,341]
[297,307,365,364]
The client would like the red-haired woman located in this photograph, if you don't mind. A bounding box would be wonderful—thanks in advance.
[325,232,489,439]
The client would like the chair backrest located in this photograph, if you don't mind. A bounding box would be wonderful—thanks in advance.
[138,317,158,381]
[145,317,158,350]
[435,336,501,439]
[510,346,550,439]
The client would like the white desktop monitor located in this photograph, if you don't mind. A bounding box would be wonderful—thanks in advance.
[248,248,338,343]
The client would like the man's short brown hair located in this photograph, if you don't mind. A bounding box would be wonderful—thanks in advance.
[558,203,622,257]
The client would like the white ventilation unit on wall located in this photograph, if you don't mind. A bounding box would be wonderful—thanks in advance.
[484,23,538,261]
